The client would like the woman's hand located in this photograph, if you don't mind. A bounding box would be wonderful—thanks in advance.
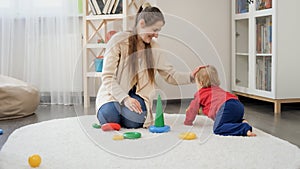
[191,65,208,78]
[123,96,143,114]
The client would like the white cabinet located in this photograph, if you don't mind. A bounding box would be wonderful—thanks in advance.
[82,0,142,107]
[231,0,300,113]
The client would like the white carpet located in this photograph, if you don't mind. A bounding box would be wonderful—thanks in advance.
[0,114,299,169]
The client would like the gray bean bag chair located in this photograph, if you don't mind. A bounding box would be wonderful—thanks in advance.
[0,75,40,120]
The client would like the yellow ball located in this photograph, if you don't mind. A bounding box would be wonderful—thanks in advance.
[179,132,197,140]
[28,154,41,168]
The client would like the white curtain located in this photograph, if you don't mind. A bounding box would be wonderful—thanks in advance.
[0,0,83,105]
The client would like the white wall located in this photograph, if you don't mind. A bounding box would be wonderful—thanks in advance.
[88,0,232,99]
[156,0,231,99]
[276,0,300,99]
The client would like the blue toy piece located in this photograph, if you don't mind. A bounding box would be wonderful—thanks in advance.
[149,125,170,133]
[0,129,3,135]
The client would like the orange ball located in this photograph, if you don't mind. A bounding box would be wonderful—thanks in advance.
[28,154,41,168]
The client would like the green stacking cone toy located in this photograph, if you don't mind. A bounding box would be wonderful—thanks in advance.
[155,94,165,127]
[149,94,170,133]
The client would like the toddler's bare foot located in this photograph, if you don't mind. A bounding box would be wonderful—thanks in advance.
[247,130,257,137]
[242,119,249,123]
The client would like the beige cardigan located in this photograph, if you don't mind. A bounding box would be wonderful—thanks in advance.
[96,32,192,128]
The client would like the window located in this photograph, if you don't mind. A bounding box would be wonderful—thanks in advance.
[0,0,79,17]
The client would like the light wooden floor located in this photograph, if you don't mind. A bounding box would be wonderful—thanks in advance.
[1,97,299,150]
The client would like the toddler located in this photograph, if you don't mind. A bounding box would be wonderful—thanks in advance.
[184,65,256,136]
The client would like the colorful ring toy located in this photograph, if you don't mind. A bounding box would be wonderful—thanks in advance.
[112,135,124,140]
[92,123,101,129]
[149,125,170,133]
[101,123,121,131]
[123,132,142,139]
[179,132,197,140]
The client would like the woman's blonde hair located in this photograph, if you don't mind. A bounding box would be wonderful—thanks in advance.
[195,65,220,87]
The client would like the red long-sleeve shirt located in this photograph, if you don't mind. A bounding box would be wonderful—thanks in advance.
[184,86,238,125]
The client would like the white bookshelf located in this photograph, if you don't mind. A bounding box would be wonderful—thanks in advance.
[82,0,143,107]
[232,0,300,113]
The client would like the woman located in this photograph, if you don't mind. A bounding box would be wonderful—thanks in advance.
[96,3,195,128]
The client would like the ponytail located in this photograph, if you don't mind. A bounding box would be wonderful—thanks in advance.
[128,2,165,85]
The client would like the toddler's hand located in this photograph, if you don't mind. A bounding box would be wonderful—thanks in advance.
[184,120,193,126]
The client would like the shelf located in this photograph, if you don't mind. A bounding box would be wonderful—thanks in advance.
[86,72,102,78]
[83,0,140,107]
[86,43,107,48]
[233,13,249,20]
[256,53,272,56]
[236,52,249,56]
[233,0,274,104]
[86,14,125,20]
[254,8,273,17]
[233,0,300,114]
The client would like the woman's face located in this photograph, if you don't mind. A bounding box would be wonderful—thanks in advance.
[137,20,164,44]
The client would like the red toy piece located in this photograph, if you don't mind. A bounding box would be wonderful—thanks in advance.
[101,123,121,131]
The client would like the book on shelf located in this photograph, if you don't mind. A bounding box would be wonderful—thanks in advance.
[256,17,272,54]
[89,0,121,15]
[237,0,248,14]
[256,57,263,90]
[89,0,97,15]
[265,0,272,9]
[256,56,272,91]
[256,24,261,53]
[91,0,105,15]
[256,0,261,10]
[265,56,271,91]
[256,0,272,10]
[269,28,272,53]
[102,0,112,14]
[107,0,116,14]
[112,0,122,14]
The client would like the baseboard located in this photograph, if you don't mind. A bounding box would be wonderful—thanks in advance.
[39,92,82,104]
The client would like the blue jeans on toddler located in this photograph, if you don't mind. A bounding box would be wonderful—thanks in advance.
[213,99,252,136]
[97,86,147,128]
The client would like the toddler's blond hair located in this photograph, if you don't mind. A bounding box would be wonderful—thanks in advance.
[195,65,220,87]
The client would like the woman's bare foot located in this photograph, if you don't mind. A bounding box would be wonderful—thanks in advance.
[247,130,257,137]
